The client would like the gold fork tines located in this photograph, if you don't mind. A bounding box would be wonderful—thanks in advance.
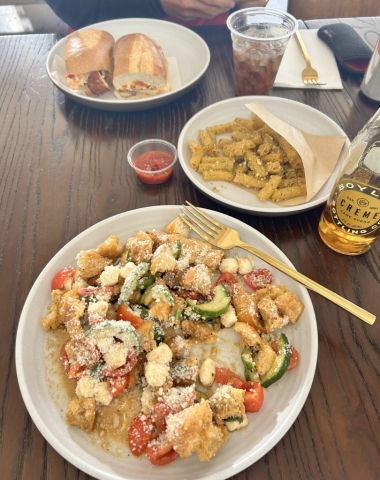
[180,202,376,325]
[295,31,325,86]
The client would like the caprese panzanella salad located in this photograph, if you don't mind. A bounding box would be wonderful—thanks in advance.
[41,216,303,465]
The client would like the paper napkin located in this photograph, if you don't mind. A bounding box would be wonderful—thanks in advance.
[274,30,343,90]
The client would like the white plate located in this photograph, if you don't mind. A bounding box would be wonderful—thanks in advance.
[178,96,350,216]
[47,19,210,111]
[16,206,318,480]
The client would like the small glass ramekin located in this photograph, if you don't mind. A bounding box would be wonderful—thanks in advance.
[127,139,177,185]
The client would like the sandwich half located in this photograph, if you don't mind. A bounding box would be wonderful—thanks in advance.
[113,33,171,99]
[64,29,115,97]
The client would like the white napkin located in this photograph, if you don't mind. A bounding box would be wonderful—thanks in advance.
[274,30,343,90]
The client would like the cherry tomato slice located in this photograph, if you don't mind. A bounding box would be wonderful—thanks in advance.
[146,438,179,466]
[77,286,113,300]
[215,272,237,285]
[51,267,75,290]
[271,341,300,371]
[102,351,138,378]
[60,341,70,374]
[109,373,130,397]
[128,414,154,456]
[244,268,273,290]
[215,367,245,389]
[61,338,100,378]
[243,383,264,413]
[154,412,167,432]
[117,304,144,328]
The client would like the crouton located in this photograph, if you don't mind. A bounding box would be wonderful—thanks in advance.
[96,235,125,259]
[231,284,266,333]
[275,292,304,324]
[209,385,246,426]
[171,357,198,387]
[150,244,177,275]
[233,322,262,350]
[254,284,288,302]
[125,231,153,263]
[66,398,96,432]
[166,335,191,359]
[181,320,217,344]
[163,217,191,237]
[137,320,156,352]
[166,401,228,461]
[180,264,212,296]
[253,343,277,376]
[76,250,112,280]
[59,289,86,338]
[41,289,64,332]
[195,248,225,270]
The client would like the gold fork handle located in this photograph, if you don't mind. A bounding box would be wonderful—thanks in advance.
[295,31,311,66]
[238,240,376,325]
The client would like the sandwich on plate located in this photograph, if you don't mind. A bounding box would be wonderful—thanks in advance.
[113,33,171,99]
[64,29,114,97]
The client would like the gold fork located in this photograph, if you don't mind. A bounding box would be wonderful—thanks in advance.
[180,202,375,325]
[295,31,325,86]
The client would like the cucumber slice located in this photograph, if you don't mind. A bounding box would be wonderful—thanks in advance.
[153,321,164,344]
[195,389,209,402]
[260,333,291,388]
[225,416,243,423]
[141,284,174,306]
[135,272,159,291]
[86,320,140,354]
[189,284,231,319]
[119,262,150,304]
[241,346,256,381]
[173,239,182,260]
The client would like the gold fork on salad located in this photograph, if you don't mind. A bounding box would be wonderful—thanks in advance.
[180,202,376,325]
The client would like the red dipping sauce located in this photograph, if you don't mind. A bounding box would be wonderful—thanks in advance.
[133,151,175,184]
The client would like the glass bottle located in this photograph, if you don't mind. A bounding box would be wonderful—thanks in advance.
[318,109,380,255]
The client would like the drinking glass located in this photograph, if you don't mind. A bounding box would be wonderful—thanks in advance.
[227,8,297,96]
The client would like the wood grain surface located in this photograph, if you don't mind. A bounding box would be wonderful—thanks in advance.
[0,18,379,480]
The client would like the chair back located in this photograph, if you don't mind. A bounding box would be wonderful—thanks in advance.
[288,0,380,20]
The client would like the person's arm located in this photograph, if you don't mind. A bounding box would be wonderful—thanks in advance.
[45,0,167,30]
[160,0,235,20]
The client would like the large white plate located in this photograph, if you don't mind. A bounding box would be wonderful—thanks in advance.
[16,206,318,480]
[47,19,210,111]
[178,96,350,216]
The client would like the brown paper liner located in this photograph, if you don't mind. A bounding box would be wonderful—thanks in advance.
[245,102,347,206]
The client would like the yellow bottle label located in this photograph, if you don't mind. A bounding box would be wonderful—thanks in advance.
[331,179,380,235]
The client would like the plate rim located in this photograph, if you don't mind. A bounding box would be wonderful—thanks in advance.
[16,205,318,480]
[46,18,211,107]
[177,95,350,215]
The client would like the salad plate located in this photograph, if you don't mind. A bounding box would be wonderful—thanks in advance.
[16,205,318,479]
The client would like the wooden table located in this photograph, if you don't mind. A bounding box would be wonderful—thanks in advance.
[1,16,379,480]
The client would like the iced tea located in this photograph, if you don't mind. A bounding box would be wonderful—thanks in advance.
[227,8,297,96]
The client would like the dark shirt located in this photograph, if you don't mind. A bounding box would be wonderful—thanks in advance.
[45,0,167,30]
